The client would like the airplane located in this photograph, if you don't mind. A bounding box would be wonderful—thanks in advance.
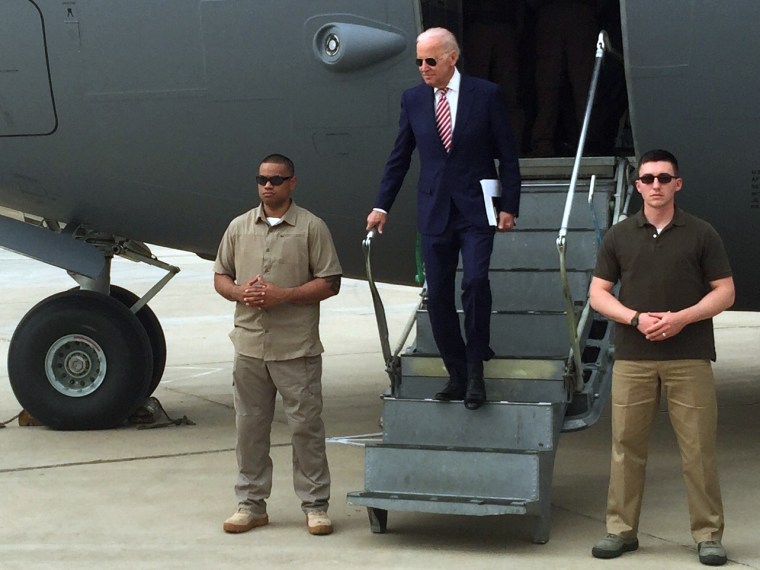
[1,0,758,431]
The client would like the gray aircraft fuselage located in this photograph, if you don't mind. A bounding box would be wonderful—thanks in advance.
[1,0,422,283]
[2,0,760,430]
[4,1,759,306]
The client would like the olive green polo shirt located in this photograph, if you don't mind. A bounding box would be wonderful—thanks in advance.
[594,208,732,361]
[214,201,342,361]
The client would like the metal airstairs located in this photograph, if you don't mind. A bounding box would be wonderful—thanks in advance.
[348,156,633,543]
[347,32,635,544]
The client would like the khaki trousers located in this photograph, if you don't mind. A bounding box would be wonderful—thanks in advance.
[232,353,330,515]
[607,359,723,543]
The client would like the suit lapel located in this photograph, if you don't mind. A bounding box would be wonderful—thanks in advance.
[420,85,449,155]
[451,75,474,153]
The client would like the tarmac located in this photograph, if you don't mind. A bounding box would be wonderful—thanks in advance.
[0,246,758,569]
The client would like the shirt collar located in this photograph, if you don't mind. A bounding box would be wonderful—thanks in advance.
[634,206,686,227]
[436,67,461,96]
[255,200,298,226]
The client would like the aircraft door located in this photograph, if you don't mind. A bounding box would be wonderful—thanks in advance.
[0,0,57,136]
[420,0,463,37]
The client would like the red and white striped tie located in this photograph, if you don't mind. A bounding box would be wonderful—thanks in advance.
[435,87,452,152]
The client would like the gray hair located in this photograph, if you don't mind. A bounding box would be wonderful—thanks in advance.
[417,27,460,56]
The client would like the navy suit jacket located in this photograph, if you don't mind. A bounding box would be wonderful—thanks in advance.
[375,74,521,236]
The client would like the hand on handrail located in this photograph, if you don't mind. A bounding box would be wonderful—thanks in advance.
[363,226,380,249]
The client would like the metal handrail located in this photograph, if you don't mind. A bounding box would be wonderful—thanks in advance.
[588,175,603,246]
[556,30,610,392]
[362,229,422,397]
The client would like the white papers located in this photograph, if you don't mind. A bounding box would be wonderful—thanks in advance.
[480,179,501,226]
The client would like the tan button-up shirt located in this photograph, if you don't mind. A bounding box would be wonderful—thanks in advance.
[214,202,342,360]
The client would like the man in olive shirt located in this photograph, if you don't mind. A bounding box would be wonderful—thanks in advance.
[214,154,342,536]
[589,149,734,566]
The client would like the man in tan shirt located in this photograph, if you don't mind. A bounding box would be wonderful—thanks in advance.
[214,153,342,536]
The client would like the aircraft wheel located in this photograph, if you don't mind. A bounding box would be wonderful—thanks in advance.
[8,290,154,430]
[108,285,166,396]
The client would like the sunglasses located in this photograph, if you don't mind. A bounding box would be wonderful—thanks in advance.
[415,57,439,67]
[255,175,292,186]
[636,173,678,185]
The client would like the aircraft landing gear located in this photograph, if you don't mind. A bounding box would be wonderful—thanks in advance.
[8,290,155,429]
[107,285,166,396]
[1,221,179,429]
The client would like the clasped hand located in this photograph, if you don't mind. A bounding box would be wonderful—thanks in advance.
[637,311,686,341]
[240,275,286,309]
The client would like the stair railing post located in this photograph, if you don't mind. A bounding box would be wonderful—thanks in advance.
[556,31,609,392]
[363,229,422,397]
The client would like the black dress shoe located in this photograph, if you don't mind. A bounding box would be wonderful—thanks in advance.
[434,380,466,401]
[464,375,486,410]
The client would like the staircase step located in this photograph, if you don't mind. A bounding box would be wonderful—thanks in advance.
[414,311,575,358]
[518,156,617,180]
[396,376,567,402]
[491,230,600,271]
[402,355,566,381]
[398,355,567,402]
[362,443,543,501]
[381,397,563,449]
[346,491,531,516]
[455,269,590,311]
[517,184,614,231]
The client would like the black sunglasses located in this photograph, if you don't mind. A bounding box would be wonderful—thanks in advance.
[415,57,438,67]
[636,173,678,185]
[256,175,292,186]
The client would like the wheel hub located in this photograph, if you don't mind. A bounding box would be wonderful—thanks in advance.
[45,335,107,397]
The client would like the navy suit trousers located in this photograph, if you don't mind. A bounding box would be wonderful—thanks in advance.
[421,204,496,380]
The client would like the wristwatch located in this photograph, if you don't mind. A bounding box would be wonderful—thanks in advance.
[630,311,641,328]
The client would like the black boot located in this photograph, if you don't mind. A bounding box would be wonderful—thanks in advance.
[434,379,466,401]
[464,362,486,410]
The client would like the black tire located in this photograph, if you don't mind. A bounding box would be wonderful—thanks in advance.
[8,290,154,430]
[108,285,167,396]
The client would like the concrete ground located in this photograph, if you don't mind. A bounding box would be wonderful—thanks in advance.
[0,247,758,569]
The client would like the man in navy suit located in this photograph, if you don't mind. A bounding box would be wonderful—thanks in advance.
[366,27,521,410]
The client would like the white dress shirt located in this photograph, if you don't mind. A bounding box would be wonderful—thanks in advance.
[435,67,461,132]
